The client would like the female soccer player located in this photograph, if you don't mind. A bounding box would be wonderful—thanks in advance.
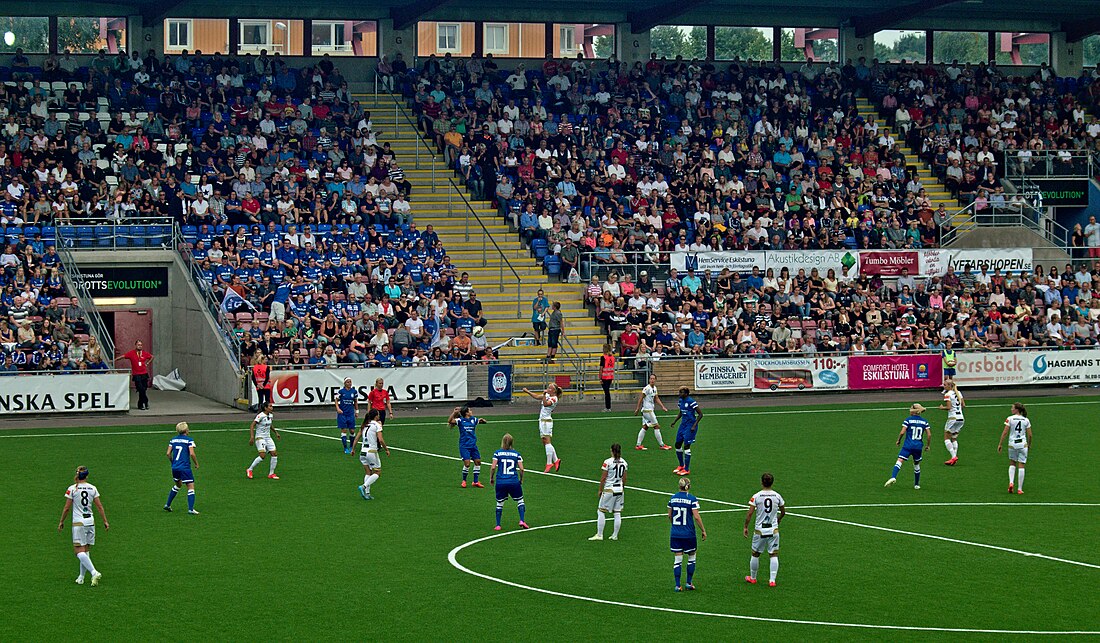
[522,385,562,472]
[165,422,200,514]
[352,409,389,500]
[633,374,671,450]
[335,377,359,454]
[885,404,931,489]
[490,433,528,531]
[743,472,785,587]
[939,380,965,465]
[58,466,109,586]
[998,402,1033,494]
[670,387,702,475]
[368,378,394,424]
[589,443,627,541]
[247,402,281,480]
[668,477,706,591]
[450,405,486,488]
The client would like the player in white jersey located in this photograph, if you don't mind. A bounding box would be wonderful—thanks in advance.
[998,402,1033,494]
[58,466,109,586]
[938,380,965,466]
[633,375,670,450]
[589,443,628,541]
[743,472,785,587]
[352,409,390,500]
[523,384,562,472]
[247,402,282,479]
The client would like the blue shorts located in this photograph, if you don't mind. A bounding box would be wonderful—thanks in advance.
[943,368,956,378]
[677,424,697,445]
[337,411,356,430]
[459,445,481,462]
[897,444,924,463]
[172,467,194,484]
[495,481,523,501]
[670,535,698,553]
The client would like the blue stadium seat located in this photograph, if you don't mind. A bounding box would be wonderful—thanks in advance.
[115,226,132,247]
[94,225,111,247]
[544,255,561,277]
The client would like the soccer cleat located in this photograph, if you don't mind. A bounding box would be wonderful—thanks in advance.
[608,535,618,541]
[268,474,280,480]
[358,485,368,500]
[461,480,467,488]
[554,459,561,472]
[685,583,695,591]
[1017,489,1025,495]
[544,464,553,473]
[672,466,685,474]
[745,576,757,584]
[188,510,200,515]
[493,525,502,531]
[1008,483,1014,494]
[635,445,647,450]
[944,457,958,466]
[678,469,690,476]
[674,586,682,592]
[659,445,673,450]
[247,469,253,479]
[519,521,530,529]
[588,534,604,541]
[163,506,172,512]
[472,482,484,488]
[75,577,84,585]
[343,447,351,455]
[365,494,374,500]
[885,477,897,487]
[914,485,921,490]
[768,581,777,587]
[91,572,102,587]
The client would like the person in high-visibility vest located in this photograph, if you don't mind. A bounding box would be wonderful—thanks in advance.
[251,354,272,408]
[599,345,616,412]
[942,348,957,383]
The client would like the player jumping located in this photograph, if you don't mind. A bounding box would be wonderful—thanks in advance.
[744,472,785,587]
[336,377,359,454]
[668,477,706,591]
[670,387,702,475]
[352,409,389,500]
[247,402,281,479]
[523,385,562,473]
[59,466,109,586]
[998,402,1033,494]
[939,380,965,465]
[490,433,528,530]
[634,375,670,451]
[886,403,931,489]
[165,422,200,514]
[589,443,628,541]
[450,405,486,488]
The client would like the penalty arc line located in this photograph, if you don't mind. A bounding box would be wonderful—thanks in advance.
[446,513,1100,636]
[280,428,1100,571]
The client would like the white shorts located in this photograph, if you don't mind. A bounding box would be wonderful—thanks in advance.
[539,419,554,437]
[72,525,95,546]
[270,301,286,322]
[360,451,382,469]
[945,419,964,435]
[598,491,624,513]
[255,437,276,452]
[751,531,779,554]
[641,410,658,427]
[1008,446,1028,463]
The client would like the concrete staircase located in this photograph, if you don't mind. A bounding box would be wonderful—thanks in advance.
[354,92,619,394]
[855,98,973,234]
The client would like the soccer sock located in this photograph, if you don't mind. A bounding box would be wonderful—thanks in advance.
[462,466,469,481]
[687,553,696,584]
[187,490,196,511]
[473,465,480,483]
[684,449,692,471]
[166,486,179,506]
[951,441,959,458]
[944,439,954,456]
[248,456,264,472]
[1009,465,1016,485]
[637,428,647,447]
[612,512,622,538]
[495,501,503,526]
[654,429,665,446]
[365,473,379,492]
[892,459,903,479]
[674,554,683,586]
[269,456,277,474]
[364,474,370,486]
[341,434,349,450]
[913,464,921,486]
[749,556,759,580]
[76,552,98,576]
[1017,468,1025,490]
[596,511,606,536]
[545,443,554,466]
[76,562,85,581]
[770,557,779,583]
[676,448,685,467]
[517,499,526,522]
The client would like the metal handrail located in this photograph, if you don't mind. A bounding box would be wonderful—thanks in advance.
[446,177,526,318]
[53,239,116,362]
[377,89,436,184]
[171,224,243,372]
[941,201,1069,249]
[1004,149,1096,179]
[0,368,133,375]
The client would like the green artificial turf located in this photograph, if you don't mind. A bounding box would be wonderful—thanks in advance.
[2,394,1099,640]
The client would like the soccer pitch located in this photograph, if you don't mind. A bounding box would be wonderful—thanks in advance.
[4,394,1100,640]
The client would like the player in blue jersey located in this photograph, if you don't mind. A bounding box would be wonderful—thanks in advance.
[335,377,359,454]
[449,405,486,488]
[670,387,702,476]
[490,433,528,531]
[668,477,707,591]
[164,422,200,514]
[885,404,932,489]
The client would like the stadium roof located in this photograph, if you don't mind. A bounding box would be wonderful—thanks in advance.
[15,0,1100,41]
